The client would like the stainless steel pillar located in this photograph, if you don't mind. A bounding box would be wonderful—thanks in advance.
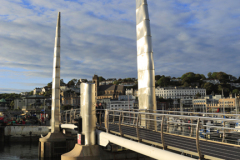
[51,12,61,133]
[81,83,96,146]
[136,0,156,111]
[136,0,156,128]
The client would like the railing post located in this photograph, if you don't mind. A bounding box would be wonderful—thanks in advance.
[196,118,203,159]
[73,110,76,120]
[65,111,67,124]
[136,114,141,142]
[133,113,136,125]
[70,110,72,123]
[113,111,115,124]
[161,116,166,149]
[166,117,169,133]
[222,121,225,143]
[190,118,193,137]
[122,112,124,124]
[119,112,123,137]
[105,110,109,133]
[99,111,102,128]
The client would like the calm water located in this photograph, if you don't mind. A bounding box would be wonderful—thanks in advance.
[0,142,39,160]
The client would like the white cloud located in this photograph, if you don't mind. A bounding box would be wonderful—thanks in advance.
[0,0,240,92]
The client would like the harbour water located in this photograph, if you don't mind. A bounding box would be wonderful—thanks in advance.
[0,142,39,160]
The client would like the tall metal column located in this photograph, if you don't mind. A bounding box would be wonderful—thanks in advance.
[51,12,61,133]
[136,0,156,127]
[81,83,96,146]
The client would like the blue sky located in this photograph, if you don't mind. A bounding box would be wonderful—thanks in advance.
[0,0,240,93]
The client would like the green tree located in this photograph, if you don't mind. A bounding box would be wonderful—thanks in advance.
[10,101,14,110]
[113,81,120,85]
[200,74,206,80]
[47,82,52,87]
[157,76,170,87]
[99,76,106,82]
[155,75,162,81]
[67,79,77,87]
[216,72,228,82]
[207,72,212,79]
[60,79,66,86]
[211,72,217,79]
[183,82,189,87]
[29,91,33,95]
[232,89,239,95]
[204,82,214,94]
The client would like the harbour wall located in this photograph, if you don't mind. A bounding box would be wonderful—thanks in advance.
[0,126,50,142]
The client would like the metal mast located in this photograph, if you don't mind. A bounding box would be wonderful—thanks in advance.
[51,12,61,133]
[136,0,156,111]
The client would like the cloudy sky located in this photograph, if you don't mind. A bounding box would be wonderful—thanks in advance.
[0,0,240,93]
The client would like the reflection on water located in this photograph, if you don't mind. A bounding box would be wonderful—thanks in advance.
[0,142,39,160]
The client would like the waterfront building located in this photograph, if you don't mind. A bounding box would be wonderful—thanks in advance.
[218,95,240,113]
[107,100,135,110]
[0,99,8,110]
[14,95,46,110]
[60,90,80,108]
[155,86,206,99]
[192,95,220,112]
[118,95,136,101]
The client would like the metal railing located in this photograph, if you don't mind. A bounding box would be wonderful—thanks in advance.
[61,109,80,124]
[61,109,240,159]
[99,110,240,160]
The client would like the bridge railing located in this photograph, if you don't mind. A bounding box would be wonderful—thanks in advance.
[60,108,240,159]
[98,109,240,160]
[61,109,80,124]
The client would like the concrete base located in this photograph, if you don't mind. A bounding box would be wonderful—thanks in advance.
[39,132,75,158]
[61,144,154,160]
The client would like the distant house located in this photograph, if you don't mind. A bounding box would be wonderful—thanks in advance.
[203,79,220,85]
[119,82,136,87]
[0,99,8,110]
[92,75,124,100]
[61,90,80,108]
[33,88,41,95]
[99,78,117,86]
[41,86,51,93]
[228,83,240,88]
[170,79,182,82]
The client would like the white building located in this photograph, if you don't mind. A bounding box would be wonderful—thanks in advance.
[118,95,136,101]
[41,86,51,93]
[99,78,117,86]
[107,100,135,110]
[170,79,182,82]
[203,79,220,85]
[119,82,136,87]
[155,87,206,99]
[33,88,41,95]
[228,83,240,88]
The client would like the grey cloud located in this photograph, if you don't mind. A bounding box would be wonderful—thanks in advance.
[0,0,240,92]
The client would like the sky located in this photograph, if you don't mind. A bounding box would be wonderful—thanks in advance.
[0,0,240,93]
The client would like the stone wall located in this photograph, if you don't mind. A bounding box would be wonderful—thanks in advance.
[1,126,50,141]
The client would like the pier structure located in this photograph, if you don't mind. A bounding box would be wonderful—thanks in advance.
[39,12,74,158]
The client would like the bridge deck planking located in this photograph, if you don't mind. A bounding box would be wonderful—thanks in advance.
[105,123,240,160]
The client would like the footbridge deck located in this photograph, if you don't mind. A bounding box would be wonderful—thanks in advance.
[62,109,240,160]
